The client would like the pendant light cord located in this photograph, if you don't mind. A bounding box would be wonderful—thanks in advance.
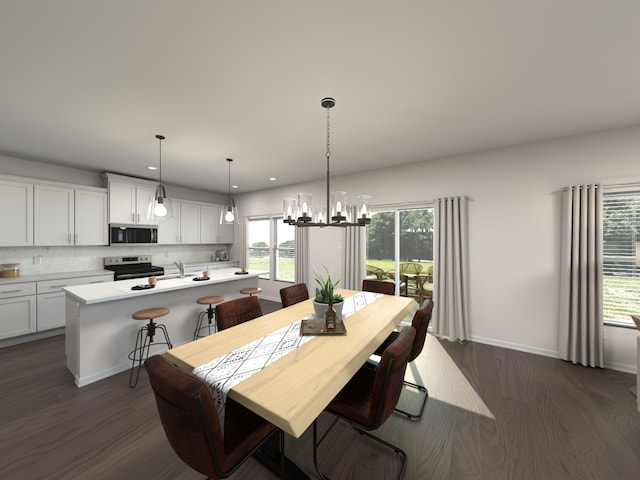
[156,134,165,187]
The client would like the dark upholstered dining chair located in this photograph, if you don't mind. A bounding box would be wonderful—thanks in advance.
[362,279,395,295]
[313,326,416,480]
[374,298,434,419]
[144,355,284,479]
[279,283,310,308]
[215,296,263,331]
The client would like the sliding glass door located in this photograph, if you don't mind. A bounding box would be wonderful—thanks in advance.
[365,206,433,301]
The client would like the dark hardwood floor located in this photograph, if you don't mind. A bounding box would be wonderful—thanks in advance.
[1,299,639,479]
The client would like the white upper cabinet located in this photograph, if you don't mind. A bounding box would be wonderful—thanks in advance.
[157,200,181,244]
[135,185,157,224]
[180,201,201,244]
[108,180,136,224]
[75,188,108,245]
[217,206,234,244]
[0,178,33,247]
[107,174,157,225]
[200,204,218,244]
[34,184,74,246]
[158,202,234,245]
[34,184,108,246]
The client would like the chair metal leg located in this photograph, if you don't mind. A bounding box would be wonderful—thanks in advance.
[346,422,407,480]
[366,357,429,419]
[313,418,338,480]
[395,379,428,420]
[313,416,406,480]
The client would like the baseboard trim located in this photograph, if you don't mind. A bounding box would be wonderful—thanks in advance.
[469,335,637,374]
[469,335,559,359]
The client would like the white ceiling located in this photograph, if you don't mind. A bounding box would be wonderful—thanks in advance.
[1,1,639,194]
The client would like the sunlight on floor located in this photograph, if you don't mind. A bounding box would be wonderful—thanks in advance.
[407,335,495,419]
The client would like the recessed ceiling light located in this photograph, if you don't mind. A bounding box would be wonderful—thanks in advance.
[232,185,238,189]
[269,177,276,181]
[147,166,157,170]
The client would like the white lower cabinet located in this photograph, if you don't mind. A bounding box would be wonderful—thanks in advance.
[36,275,113,331]
[37,292,66,331]
[0,283,37,340]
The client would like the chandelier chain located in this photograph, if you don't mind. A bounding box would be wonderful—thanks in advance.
[326,105,331,161]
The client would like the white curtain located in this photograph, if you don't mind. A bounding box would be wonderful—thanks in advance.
[295,227,308,284]
[559,184,604,368]
[431,196,470,341]
[342,226,365,290]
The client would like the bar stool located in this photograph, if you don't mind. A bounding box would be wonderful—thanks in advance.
[128,307,172,388]
[240,287,262,297]
[193,295,224,340]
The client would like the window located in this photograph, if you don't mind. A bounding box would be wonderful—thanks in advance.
[247,216,295,282]
[602,190,640,327]
[365,205,434,301]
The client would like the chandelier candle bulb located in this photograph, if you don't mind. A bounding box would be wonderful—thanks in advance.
[358,194,371,220]
[283,198,296,222]
[297,193,313,222]
[331,191,347,222]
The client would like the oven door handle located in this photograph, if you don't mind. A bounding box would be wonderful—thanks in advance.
[116,272,155,281]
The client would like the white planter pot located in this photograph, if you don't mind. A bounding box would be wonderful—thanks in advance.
[313,300,344,319]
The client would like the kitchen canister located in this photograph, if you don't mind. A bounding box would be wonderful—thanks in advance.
[0,263,20,278]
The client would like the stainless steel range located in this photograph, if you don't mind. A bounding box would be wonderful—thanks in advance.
[104,255,164,281]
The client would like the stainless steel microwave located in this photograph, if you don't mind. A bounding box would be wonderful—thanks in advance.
[109,225,158,245]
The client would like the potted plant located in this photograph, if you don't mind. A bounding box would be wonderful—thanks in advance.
[313,266,344,318]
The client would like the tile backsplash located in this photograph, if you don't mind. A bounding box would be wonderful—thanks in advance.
[0,244,231,276]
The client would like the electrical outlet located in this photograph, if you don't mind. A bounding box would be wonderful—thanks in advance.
[33,255,42,265]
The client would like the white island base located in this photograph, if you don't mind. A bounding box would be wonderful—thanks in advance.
[64,268,262,387]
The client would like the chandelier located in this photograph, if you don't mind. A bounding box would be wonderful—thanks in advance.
[283,97,371,227]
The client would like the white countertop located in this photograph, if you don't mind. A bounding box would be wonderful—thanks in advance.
[64,268,263,305]
[0,269,112,286]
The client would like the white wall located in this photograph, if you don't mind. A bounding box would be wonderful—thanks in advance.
[237,124,640,373]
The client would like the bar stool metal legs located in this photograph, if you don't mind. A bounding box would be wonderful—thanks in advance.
[128,307,171,388]
[193,295,224,340]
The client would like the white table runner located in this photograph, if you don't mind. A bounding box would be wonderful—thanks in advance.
[192,291,382,432]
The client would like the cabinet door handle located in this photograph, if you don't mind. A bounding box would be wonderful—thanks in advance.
[68,233,72,244]
[75,233,79,244]
[1,289,22,295]
[49,285,67,289]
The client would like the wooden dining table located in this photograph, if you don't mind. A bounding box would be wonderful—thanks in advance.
[164,289,416,438]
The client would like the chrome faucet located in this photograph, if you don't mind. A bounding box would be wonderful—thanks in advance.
[174,260,185,278]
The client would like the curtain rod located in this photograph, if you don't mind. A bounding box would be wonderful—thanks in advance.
[562,181,640,192]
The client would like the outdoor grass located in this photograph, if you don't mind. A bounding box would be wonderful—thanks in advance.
[249,257,635,323]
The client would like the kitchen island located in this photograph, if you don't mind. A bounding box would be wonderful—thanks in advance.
[64,268,263,387]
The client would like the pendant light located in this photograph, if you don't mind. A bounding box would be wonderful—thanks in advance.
[283,97,371,227]
[149,134,173,220]
[221,158,237,224]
